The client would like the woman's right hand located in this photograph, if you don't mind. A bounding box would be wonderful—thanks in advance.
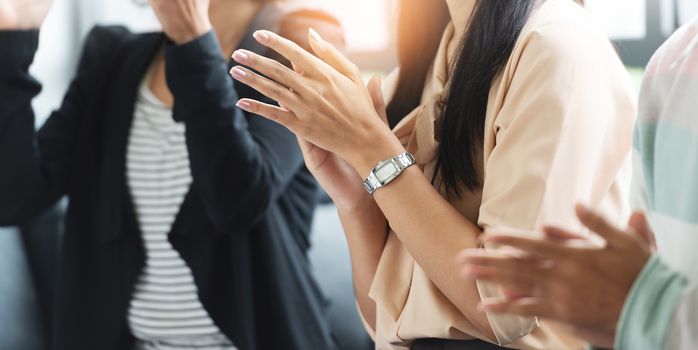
[300,76,389,212]
[0,0,53,29]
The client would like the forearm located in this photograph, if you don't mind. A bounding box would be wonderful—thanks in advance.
[337,196,389,331]
[370,167,494,338]
[339,133,497,337]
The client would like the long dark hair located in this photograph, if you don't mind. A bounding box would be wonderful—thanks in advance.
[387,0,536,198]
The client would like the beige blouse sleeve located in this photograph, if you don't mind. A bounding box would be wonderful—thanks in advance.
[477,20,636,346]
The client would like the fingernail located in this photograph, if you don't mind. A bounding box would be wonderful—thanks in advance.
[308,28,322,44]
[254,30,270,43]
[232,50,249,63]
[230,67,247,80]
[237,100,251,110]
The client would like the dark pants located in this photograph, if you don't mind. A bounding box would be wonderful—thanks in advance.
[411,339,513,350]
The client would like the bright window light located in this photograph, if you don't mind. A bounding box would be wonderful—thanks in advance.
[587,0,647,39]
[298,0,392,52]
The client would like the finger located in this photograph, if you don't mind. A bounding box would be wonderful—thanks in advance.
[253,30,325,77]
[367,75,388,125]
[575,204,626,247]
[480,297,552,318]
[627,211,656,249]
[542,226,601,249]
[542,226,585,241]
[236,99,303,135]
[230,66,301,110]
[481,234,568,258]
[461,252,547,271]
[308,28,362,83]
[232,49,309,95]
[460,254,550,295]
[466,266,541,298]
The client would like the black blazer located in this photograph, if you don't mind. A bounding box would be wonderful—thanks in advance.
[0,26,336,350]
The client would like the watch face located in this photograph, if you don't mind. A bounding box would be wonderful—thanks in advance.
[375,162,399,182]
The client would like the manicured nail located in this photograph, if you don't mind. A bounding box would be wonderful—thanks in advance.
[254,30,270,43]
[232,50,249,63]
[230,67,247,80]
[237,100,251,110]
[308,28,322,44]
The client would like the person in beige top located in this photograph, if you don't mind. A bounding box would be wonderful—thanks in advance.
[227,0,636,349]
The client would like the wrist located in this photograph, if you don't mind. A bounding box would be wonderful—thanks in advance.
[168,20,212,45]
[348,129,406,179]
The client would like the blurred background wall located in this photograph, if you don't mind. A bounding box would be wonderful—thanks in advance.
[29,0,698,124]
[2,0,698,349]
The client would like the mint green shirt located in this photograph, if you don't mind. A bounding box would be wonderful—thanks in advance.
[616,256,688,349]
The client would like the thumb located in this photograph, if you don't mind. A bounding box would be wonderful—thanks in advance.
[307,28,362,83]
[367,75,388,126]
[627,211,656,249]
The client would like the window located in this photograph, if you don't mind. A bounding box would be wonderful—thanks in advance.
[587,0,647,39]
[590,0,697,67]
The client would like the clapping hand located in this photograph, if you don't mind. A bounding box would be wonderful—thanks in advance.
[230,29,405,179]
[458,205,653,348]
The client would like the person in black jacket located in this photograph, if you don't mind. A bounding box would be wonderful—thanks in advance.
[0,1,339,349]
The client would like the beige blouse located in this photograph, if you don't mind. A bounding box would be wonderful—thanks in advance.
[366,0,637,349]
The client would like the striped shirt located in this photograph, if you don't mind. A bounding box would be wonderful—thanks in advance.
[616,16,698,350]
[126,77,235,349]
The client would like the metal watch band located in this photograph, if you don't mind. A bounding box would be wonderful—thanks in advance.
[363,152,416,195]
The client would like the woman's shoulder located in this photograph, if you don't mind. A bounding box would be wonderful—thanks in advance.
[516,0,616,63]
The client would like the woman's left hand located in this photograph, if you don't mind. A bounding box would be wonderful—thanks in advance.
[230,29,405,177]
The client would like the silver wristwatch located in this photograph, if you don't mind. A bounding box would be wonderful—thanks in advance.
[363,152,416,195]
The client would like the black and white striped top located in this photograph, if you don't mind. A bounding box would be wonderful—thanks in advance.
[126,78,235,349]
